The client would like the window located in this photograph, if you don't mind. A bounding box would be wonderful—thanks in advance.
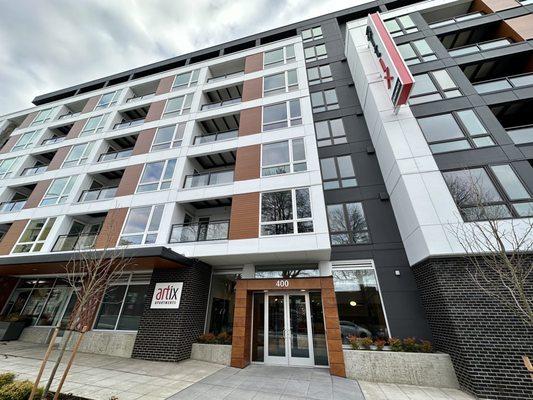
[263,70,298,96]
[304,44,327,62]
[13,218,56,253]
[163,94,193,118]
[81,114,109,136]
[311,89,339,112]
[63,142,94,168]
[94,273,150,331]
[384,15,418,37]
[31,108,55,126]
[262,138,306,176]
[327,203,370,245]
[95,90,122,110]
[409,70,462,105]
[136,159,176,192]
[301,26,323,42]
[119,205,164,245]
[207,272,241,334]
[333,266,388,341]
[172,69,200,90]
[13,130,40,151]
[307,65,333,86]
[417,110,494,154]
[443,165,533,221]
[0,157,21,179]
[151,124,185,151]
[40,177,76,206]
[320,155,357,189]
[398,40,436,65]
[264,45,295,68]
[428,12,484,29]
[315,118,347,147]
[262,99,302,131]
[260,188,313,235]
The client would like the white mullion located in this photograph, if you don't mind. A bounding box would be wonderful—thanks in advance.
[114,273,132,330]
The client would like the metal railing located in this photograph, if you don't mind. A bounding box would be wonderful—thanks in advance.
[0,200,26,213]
[169,220,230,243]
[207,71,244,83]
[52,233,98,252]
[98,148,133,162]
[78,186,118,202]
[113,118,145,130]
[473,72,533,94]
[428,11,484,28]
[21,166,48,176]
[126,93,155,103]
[201,97,241,111]
[183,170,234,188]
[193,129,238,145]
[449,38,511,57]
[41,136,66,146]
[507,124,533,145]
[58,112,81,120]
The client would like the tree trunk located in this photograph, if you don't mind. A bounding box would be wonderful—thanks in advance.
[29,327,59,400]
[53,327,87,400]
[42,329,73,399]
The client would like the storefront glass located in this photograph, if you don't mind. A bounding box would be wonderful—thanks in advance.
[208,273,240,334]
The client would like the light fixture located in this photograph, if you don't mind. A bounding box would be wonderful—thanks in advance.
[350,300,357,307]
[395,270,401,276]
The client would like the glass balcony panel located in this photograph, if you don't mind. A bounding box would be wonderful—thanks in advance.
[22,166,47,176]
[98,148,133,162]
[507,126,533,145]
[193,130,238,145]
[474,79,512,94]
[52,233,98,252]
[201,98,241,111]
[509,73,533,88]
[79,187,118,202]
[184,174,209,188]
[209,170,234,185]
[478,39,511,51]
[0,200,26,212]
[169,220,229,243]
[42,137,66,145]
[449,46,478,56]
[113,119,145,130]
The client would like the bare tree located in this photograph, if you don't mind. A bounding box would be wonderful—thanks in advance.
[446,170,533,328]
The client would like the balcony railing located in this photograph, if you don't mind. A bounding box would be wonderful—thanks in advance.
[507,124,533,145]
[428,11,484,28]
[183,170,234,188]
[169,220,230,243]
[79,186,118,202]
[52,233,98,252]
[193,129,238,145]
[473,72,533,94]
[58,112,81,120]
[41,136,66,146]
[0,200,26,213]
[201,97,241,111]
[448,38,512,57]
[21,166,48,176]
[126,93,155,103]
[113,118,145,130]
[207,71,245,83]
[98,148,133,162]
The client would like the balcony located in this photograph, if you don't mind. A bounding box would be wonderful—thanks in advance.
[169,220,230,243]
[194,113,240,145]
[201,97,241,111]
[0,200,26,213]
[113,105,149,130]
[184,170,234,188]
[507,125,533,146]
[21,165,48,176]
[98,134,137,162]
[126,80,159,103]
[78,186,118,202]
[207,58,245,83]
[428,11,484,29]
[113,118,144,130]
[98,148,133,162]
[490,99,533,145]
[126,93,155,103]
[207,71,244,83]
[41,136,66,146]
[194,130,238,145]
[52,233,98,252]
[448,38,512,57]
[201,84,243,111]
[58,112,81,120]
[474,73,533,94]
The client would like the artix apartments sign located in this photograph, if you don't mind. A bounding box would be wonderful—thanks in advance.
[150,282,183,309]
[366,12,414,109]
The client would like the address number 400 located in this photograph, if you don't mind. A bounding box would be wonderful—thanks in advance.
[275,280,289,288]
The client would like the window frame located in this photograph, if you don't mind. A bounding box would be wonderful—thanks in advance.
[0,157,20,179]
[118,205,165,246]
[398,39,437,65]
[409,69,462,105]
[13,130,40,151]
[263,70,298,96]
[94,90,122,110]
[62,142,95,168]
[301,26,323,42]
[31,108,55,126]
[261,138,307,177]
[311,89,339,112]
[172,69,200,91]
[307,64,333,86]
[326,202,371,245]
[40,176,76,206]
[163,94,193,118]
[262,99,302,132]
[304,44,327,62]
[151,124,185,152]
[263,45,296,68]
[136,159,176,193]
[320,155,358,190]
[12,218,56,253]
[384,15,418,37]
[314,118,347,147]
[81,114,109,136]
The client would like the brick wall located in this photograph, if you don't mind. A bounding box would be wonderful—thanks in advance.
[412,257,533,400]
[132,263,212,362]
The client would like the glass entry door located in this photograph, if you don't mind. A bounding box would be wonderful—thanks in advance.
[264,292,314,366]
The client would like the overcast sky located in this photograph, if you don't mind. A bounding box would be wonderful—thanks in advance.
[0,0,368,116]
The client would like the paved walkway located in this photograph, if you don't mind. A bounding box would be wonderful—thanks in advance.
[359,381,476,400]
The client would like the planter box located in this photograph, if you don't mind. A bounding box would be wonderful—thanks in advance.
[191,343,232,365]
[0,321,27,341]
[343,350,460,388]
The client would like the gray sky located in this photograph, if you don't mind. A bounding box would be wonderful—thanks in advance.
[0,0,367,116]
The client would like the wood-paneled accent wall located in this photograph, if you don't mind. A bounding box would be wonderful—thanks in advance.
[238,107,262,137]
[94,208,129,249]
[234,145,260,181]
[0,220,29,255]
[229,192,260,240]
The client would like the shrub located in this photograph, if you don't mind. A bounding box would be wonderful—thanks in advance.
[360,337,373,349]
[0,380,42,400]
[216,332,232,345]
[374,338,386,351]
[420,340,433,353]
[347,335,359,349]
[389,337,403,352]
[197,333,216,344]
[0,374,15,389]
[402,337,419,352]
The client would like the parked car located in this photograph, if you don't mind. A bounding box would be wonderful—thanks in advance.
[340,320,372,341]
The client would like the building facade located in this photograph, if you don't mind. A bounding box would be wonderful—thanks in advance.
[0,0,532,398]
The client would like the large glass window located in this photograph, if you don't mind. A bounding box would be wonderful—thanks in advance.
[207,272,241,334]
[301,26,323,42]
[13,218,56,253]
[13,130,40,151]
[151,124,185,151]
[315,118,347,147]
[417,110,494,154]
[311,89,339,112]
[119,205,164,245]
[320,155,357,189]
[384,15,418,37]
[136,159,176,192]
[254,264,319,279]
[261,138,306,176]
[264,45,295,68]
[262,100,302,131]
[95,90,122,110]
[398,40,436,65]
[94,273,150,331]
[81,114,109,136]
[172,70,200,90]
[263,70,298,96]
[327,203,370,245]
[163,94,193,118]
[260,188,313,236]
[0,157,21,179]
[31,108,55,126]
[333,267,388,342]
[409,70,462,105]
[40,177,76,206]
[307,65,333,86]
[304,44,327,62]
[63,142,94,168]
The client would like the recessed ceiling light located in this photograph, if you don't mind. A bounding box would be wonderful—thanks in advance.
[350,301,357,307]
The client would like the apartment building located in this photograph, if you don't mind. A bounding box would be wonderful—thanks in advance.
[0,0,532,399]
